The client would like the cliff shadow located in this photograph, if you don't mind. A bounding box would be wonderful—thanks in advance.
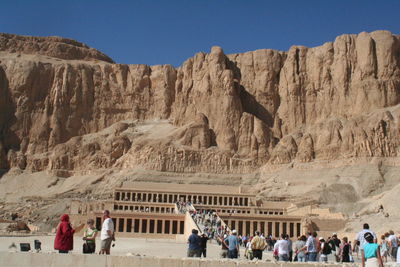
[238,84,274,128]
[0,66,20,176]
[227,59,274,128]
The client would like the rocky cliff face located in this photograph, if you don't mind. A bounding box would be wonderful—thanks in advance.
[0,31,399,176]
[0,33,114,63]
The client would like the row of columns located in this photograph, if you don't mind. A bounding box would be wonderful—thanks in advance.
[224,219,302,238]
[116,191,250,207]
[114,205,175,213]
[216,209,283,215]
[98,217,185,235]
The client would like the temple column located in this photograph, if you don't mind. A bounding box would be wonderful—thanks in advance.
[160,220,164,234]
[115,219,119,233]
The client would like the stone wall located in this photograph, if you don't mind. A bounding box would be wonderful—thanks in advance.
[0,252,361,267]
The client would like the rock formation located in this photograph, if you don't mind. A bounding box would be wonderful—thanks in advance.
[1,31,400,234]
[0,33,113,62]
[0,30,399,176]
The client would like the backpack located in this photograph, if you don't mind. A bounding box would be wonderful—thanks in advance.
[322,242,332,255]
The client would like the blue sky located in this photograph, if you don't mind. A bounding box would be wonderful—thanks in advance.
[1,0,399,66]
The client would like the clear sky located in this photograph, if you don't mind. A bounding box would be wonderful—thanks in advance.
[2,0,399,66]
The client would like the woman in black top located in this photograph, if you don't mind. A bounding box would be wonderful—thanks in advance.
[341,237,351,262]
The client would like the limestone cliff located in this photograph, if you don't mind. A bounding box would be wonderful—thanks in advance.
[0,31,399,176]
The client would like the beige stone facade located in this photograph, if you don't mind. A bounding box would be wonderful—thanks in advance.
[70,182,344,240]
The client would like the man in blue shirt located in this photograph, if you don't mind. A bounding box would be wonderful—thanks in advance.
[187,229,201,257]
[225,229,240,259]
[302,231,318,262]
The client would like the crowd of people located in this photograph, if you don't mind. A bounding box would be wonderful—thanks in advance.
[187,222,400,266]
[53,211,400,266]
[176,200,191,214]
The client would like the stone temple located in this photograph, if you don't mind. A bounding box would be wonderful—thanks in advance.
[69,182,345,240]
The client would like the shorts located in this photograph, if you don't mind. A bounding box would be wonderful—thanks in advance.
[101,238,112,250]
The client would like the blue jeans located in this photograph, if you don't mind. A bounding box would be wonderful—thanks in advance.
[297,255,306,262]
[307,252,318,262]
[228,249,238,259]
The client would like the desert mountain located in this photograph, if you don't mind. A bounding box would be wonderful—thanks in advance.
[0,31,399,233]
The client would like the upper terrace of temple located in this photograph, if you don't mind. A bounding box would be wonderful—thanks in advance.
[114,182,256,207]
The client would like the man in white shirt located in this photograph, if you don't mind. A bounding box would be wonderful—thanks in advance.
[100,210,115,255]
[354,223,376,251]
[388,230,398,261]
[274,234,289,262]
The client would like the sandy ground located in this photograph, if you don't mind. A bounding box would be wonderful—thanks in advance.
[0,235,236,259]
[0,235,371,264]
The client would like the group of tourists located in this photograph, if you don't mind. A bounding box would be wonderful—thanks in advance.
[200,222,400,266]
[355,223,399,267]
[54,210,115,255]
[186,229,209,257]
[190,209,224,241]
[176,201,191,214]
[378,230,399,263]
[53,210,400,267]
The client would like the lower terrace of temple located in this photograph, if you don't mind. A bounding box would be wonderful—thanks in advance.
[70,182,316,239]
